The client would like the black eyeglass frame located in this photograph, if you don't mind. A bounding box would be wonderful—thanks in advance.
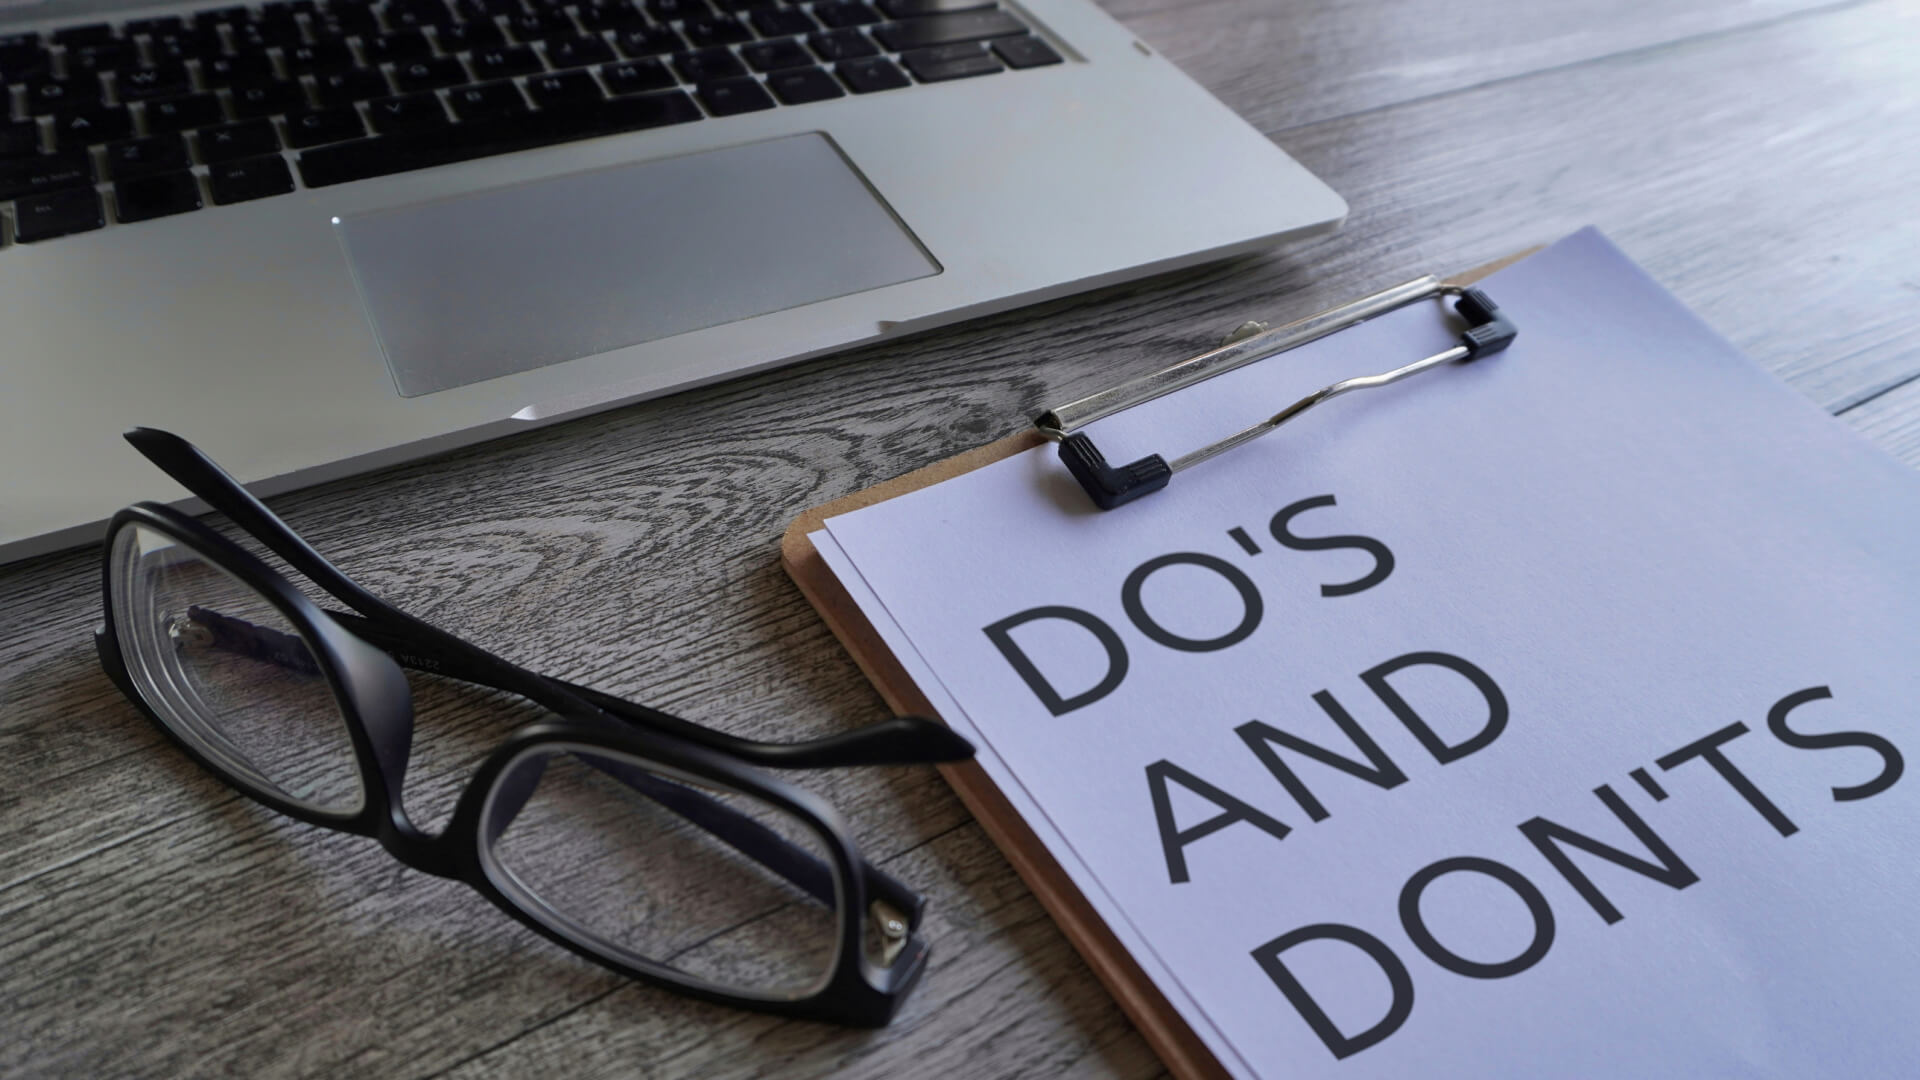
[94,428,974,1027]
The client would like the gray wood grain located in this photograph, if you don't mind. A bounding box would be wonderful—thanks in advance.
[1110,0,1855,128]
[4,0,1918,1075]
[1843,378,1920,466]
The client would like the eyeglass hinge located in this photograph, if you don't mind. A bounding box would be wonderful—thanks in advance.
[871,900,909,965]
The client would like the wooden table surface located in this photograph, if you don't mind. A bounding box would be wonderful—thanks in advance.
[4,0,1917,1076]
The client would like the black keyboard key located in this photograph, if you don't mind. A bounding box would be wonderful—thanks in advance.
[229,78,308,117]
[740,37,811,71]
[298,89,697,185]
[505,10,577,41]
[192,7,250,33]
[257,3,309,27]
[681,15,750,47]
[672,46,742,82]
[600,57,673,94]
[526,68,602,107]
[471,44,544,78]
[695,74,770,115]
[900,40,999,80]
[313,67,393,105]
[166,24,231,53]
[386,0,458,29]
[812,2,880,28]
[284,105,367,146]
[806,28,876,60]
[314,7,380,37]
[13,187,104,242]
[0,44,52,83]
[366,91,450,133]
[197,118,282,162]
[200,54,279,87]
[645,0,709,20]
[124,15,187,36]
[208,153,296,203]
[382,8,447,31]
[50,106,132,145]
[750,8,814,36]
[0,31,44,63]
[393,55,469,90]
[364,30,433,62]
[871,9,1021,51]
[25,77,95,114]
[231,21,306,52]
[146,31,218,65]
[455,0,520,17]
[834,54,907,92]
[240,28,304,54]
[713,0,776,10]
[437,20,508,50]
[0,123,42,158]
[51,23,117,48]
[597,87,700,128]
[115,64,194,102]
[68,41,141,74]
[875,0,989,15]
[0,30,41,59]
[990,34,1060,69]
[114,170,203,222]
[0,150,93,199]
[283,40,358,74]
[765,64,841,104]
[544,34,614,67]
[144,93,227,132]
[447,78,527,119]
[104,133,191,178]
[576,0,648,30]
[615,26,682,56]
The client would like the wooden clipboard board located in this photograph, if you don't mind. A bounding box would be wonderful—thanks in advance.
[780,251,1535,1079]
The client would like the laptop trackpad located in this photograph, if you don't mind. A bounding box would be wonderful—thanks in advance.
[334,133,940,398]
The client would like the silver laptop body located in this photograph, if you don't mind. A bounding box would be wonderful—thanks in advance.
[1,0,1344,562]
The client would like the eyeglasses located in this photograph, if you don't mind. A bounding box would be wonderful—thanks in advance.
[94,428,974,1027]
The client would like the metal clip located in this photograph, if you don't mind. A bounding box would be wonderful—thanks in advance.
[1220,320,1269,346]
[1036,280,1517,510]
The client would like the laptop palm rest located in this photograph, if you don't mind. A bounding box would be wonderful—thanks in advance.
[334,133,941,398]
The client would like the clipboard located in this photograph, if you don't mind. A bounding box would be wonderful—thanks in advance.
[780,249,1537,1079]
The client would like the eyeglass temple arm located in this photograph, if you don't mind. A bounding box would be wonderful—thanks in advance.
[126,428,974,771]
[126,427,405,627]
[316,607,972,769]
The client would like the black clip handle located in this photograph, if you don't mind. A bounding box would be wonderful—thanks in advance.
[1057,434,1170,510]
[1455,288,1516,358]
[1049,284,1517,512]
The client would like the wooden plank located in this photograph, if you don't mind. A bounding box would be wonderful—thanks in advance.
[429,823,1166,1080]
[1109,0,1850,128]
[1145,0,1920,415]
[1842,379,1920,466]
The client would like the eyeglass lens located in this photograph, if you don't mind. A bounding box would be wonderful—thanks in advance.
[483,744,843,1000]
[108,523,366,816]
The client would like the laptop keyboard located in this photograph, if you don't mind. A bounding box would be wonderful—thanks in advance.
[0,0,1061,245]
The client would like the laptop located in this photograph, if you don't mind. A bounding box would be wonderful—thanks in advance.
[0,0,1345,563]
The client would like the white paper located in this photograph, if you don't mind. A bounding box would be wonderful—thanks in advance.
[824,229,1920,1078]
[812,526,1254,1075]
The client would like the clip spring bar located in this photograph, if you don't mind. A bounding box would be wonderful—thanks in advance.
[1035,282,1518,510]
